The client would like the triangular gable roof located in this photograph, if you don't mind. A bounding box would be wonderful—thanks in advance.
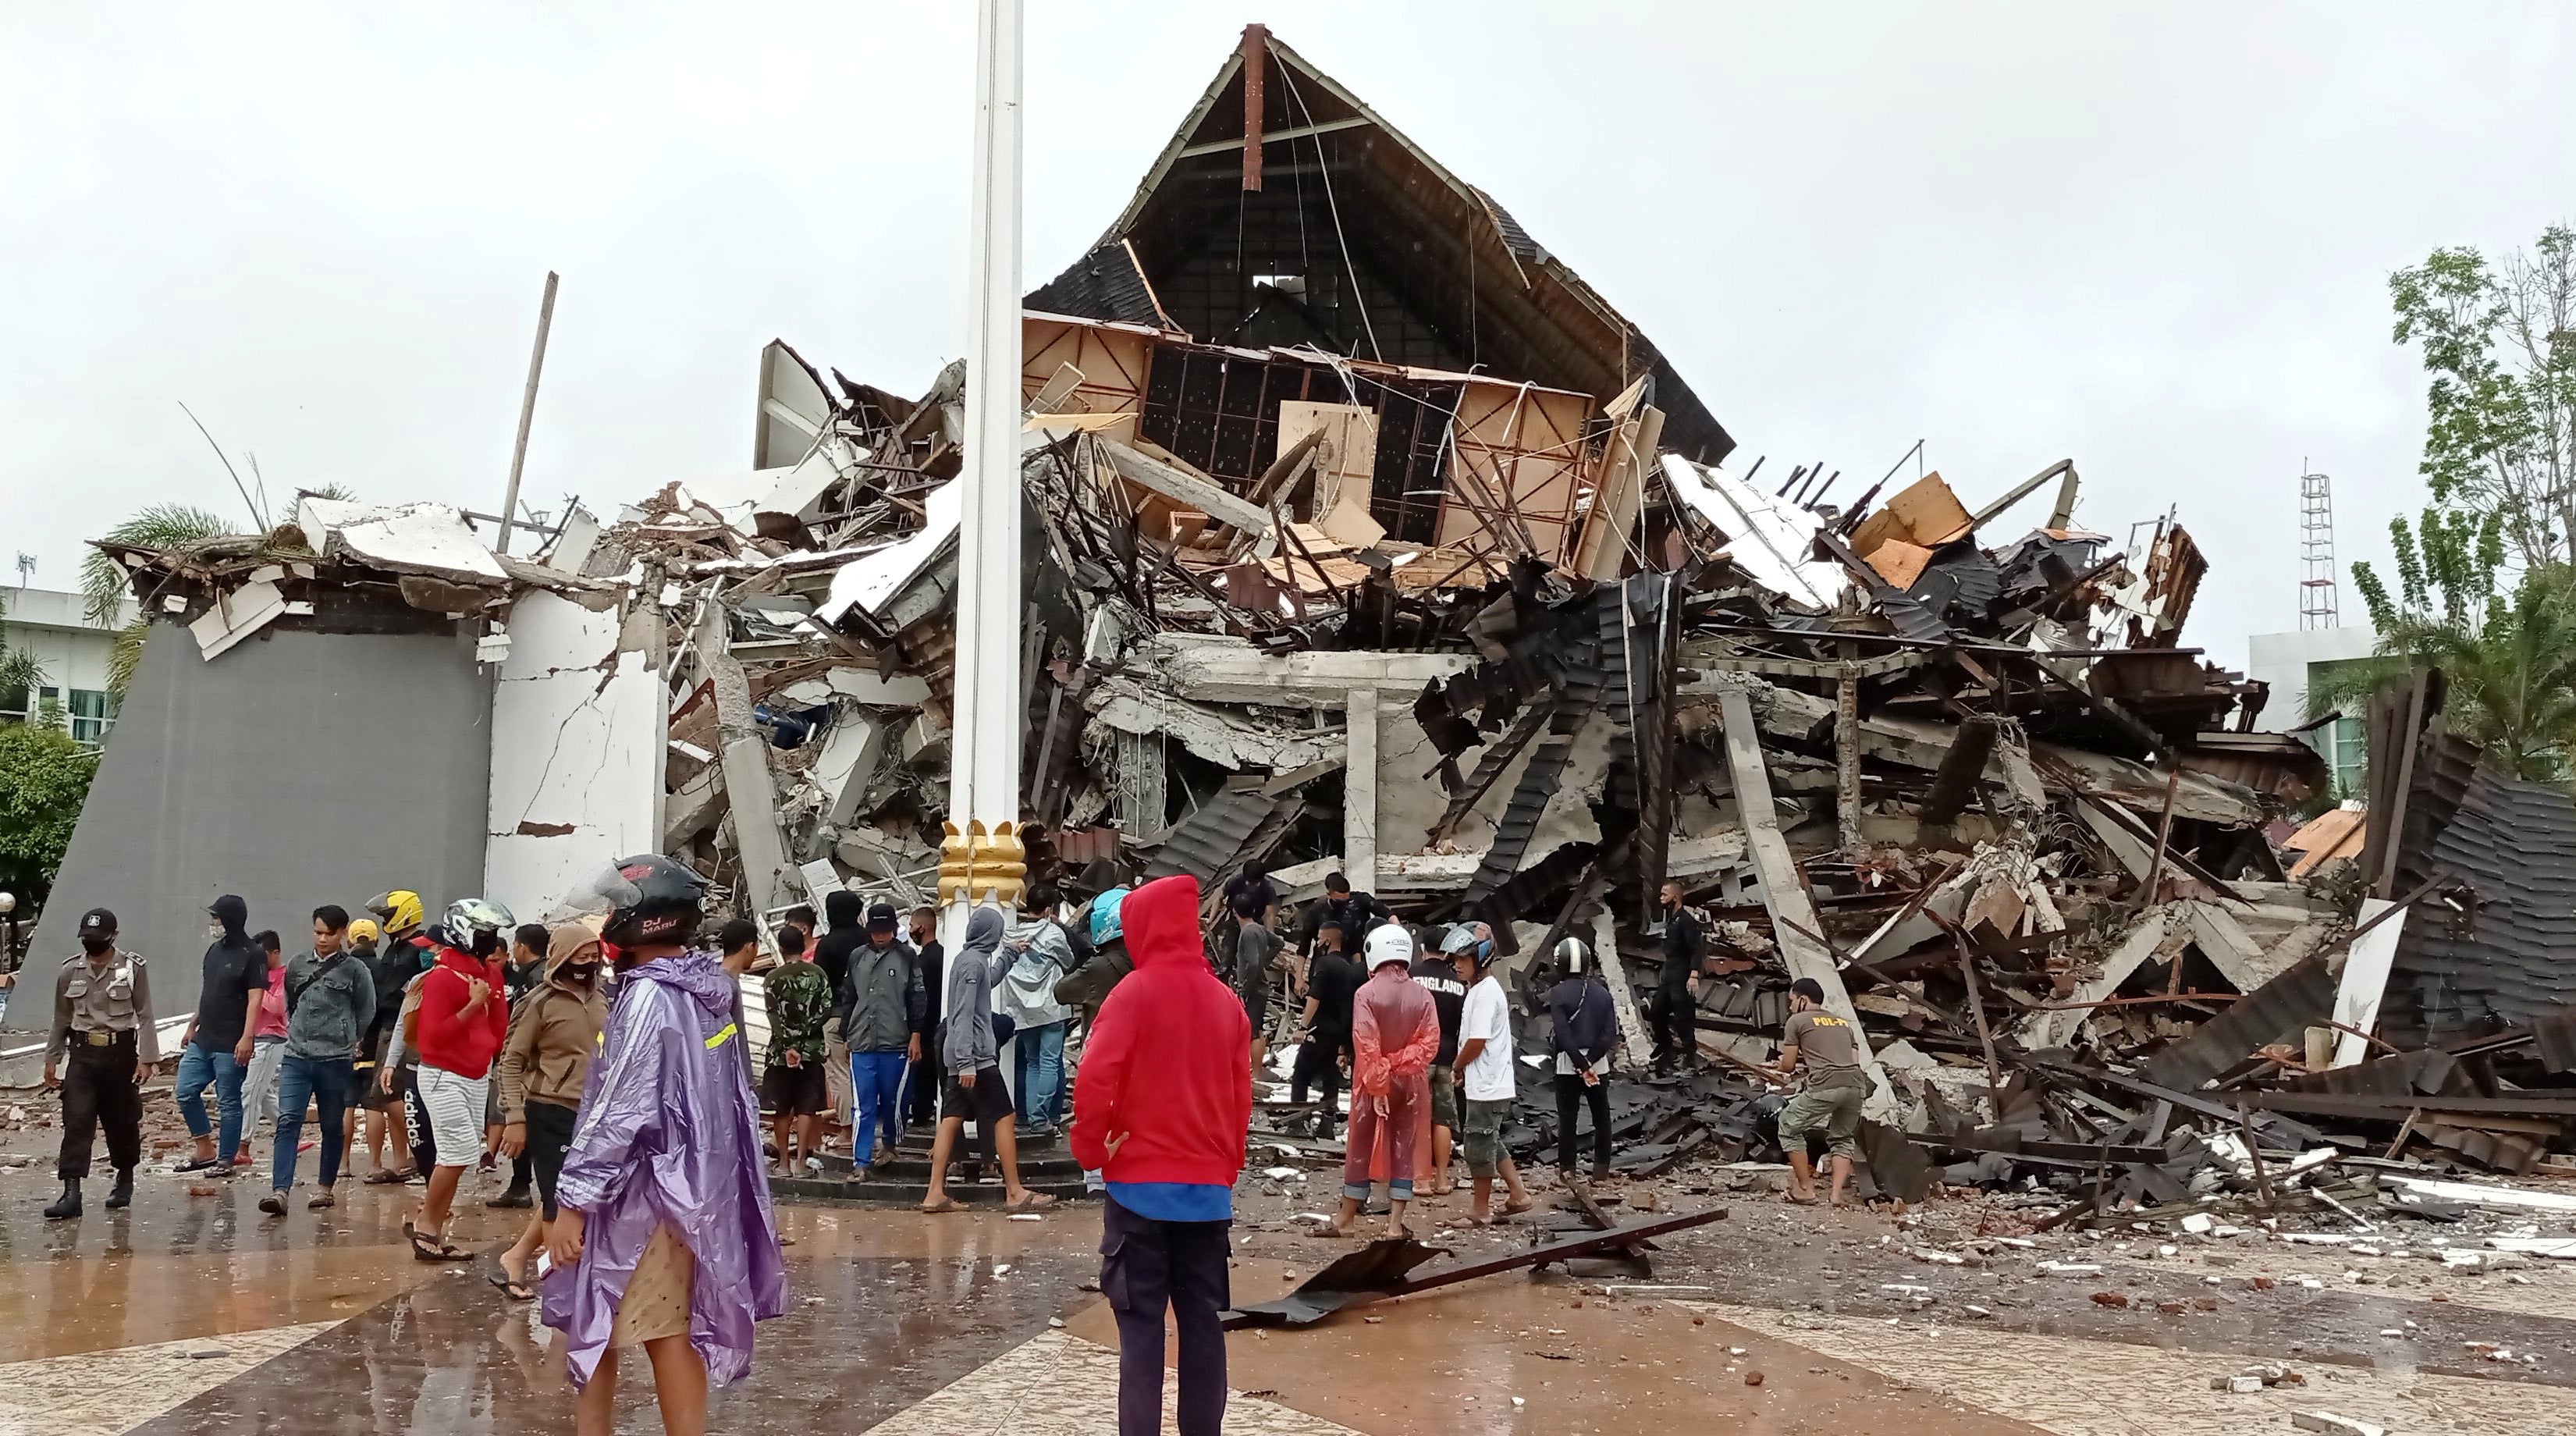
[1025,28,1732,464]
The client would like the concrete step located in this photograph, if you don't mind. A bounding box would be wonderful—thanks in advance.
[772,1173,1093,1207]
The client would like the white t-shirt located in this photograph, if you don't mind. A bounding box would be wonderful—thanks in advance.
[1459,975,1515,1101]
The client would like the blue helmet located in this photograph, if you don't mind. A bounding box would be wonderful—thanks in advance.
[1089,887,1131,945]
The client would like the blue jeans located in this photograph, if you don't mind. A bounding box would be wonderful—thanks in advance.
[175,1042,247,1160]
[850,1050,908,1164]
[273,1054,352,1192]
[1014,1022,1067,1129]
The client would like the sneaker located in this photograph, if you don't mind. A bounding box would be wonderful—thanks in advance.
[257,1191,287,1217]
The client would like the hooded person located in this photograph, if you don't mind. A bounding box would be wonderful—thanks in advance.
[1331,924,1441,1239]
[996,887,1074,1133]
[489,922,609,1301]
[1067,874,1252,1436]
[173,894,269,1174]
[542,856,787,1434]
[1547,937,1618,1182]
[811,889,865,1139]
[919,904,1054,1214]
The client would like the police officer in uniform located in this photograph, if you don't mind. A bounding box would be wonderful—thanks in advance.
[43,908,158,1219]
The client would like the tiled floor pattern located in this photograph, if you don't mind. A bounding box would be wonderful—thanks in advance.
[864,1329,1364,1436]
[1690,1300,2569,1436]
[0,1321,339,1436]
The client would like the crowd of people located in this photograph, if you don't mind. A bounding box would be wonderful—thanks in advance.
[39,856,1867,1436]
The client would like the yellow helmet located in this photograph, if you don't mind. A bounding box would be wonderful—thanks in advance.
[367,890,424,932]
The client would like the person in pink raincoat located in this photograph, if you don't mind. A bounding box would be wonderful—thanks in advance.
[1330,923,1441,1239]
[542,855,787,1436]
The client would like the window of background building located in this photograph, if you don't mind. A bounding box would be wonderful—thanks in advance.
[2303,658,2376,799]
[67,688,116,745]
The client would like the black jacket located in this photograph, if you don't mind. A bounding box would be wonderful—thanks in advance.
[1660,905,1704,996]
[813,890,867,1002]
[1550,976,1618,1070]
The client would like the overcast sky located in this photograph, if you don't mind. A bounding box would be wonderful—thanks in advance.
[6,2,2572,666]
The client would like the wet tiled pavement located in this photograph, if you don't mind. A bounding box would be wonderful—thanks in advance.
[4,1144,2573,1435]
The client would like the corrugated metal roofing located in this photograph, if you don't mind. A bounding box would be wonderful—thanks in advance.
[2382,759,2576,1046]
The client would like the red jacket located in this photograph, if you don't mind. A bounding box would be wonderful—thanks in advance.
[414,939,509,1080]
[1069,875,1251,1185]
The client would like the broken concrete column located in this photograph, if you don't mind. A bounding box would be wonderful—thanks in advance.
[1345,684,1378,890]
[1715,687,1888,1111]
[695,599,792,915]
[1586,907,1650,1067]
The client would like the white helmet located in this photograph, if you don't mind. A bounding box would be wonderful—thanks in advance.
[1364,922,1415,971]
[1554,936,1589,975]
[444,896,515,953]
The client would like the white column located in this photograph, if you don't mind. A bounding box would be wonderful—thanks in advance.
[1343,686,1377,890]
[941,0,1026,1118]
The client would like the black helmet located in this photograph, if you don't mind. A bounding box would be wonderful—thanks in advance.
[567,855,708,947]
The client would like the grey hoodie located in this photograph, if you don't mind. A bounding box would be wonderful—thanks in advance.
[943,906,1005,1075]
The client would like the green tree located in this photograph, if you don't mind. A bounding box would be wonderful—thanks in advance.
[0,721,98,907]
[2323,509,2576,781]
[2386,226,2576,567]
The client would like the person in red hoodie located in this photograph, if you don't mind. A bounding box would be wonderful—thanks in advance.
[1068,874,1250,1436]
[406,897,513,1260]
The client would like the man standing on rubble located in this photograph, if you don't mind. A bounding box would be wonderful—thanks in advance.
[1231,892,1284,1072]
[1332,926,1438,1239]
[1411,926,1476,1196]
[1775,977,1867,1207]
[1290,917,1363,1141]
[1455,933,1533,1225]
[1299,872,1389,959]
[1652,880,1704,1074]
[812,890,866,1148]
[837,901,923,1178]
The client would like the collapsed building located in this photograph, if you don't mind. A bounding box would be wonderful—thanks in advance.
[23,27,2576,1223]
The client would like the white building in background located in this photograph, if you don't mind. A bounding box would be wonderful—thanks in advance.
[2245,625,2382,798]
[1,585,137,745]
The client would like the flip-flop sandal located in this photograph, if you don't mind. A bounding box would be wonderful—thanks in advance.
[1006,1193,1059,1213]
[489,1273,536,1302]
[1444,1214,1494,1228]
[365,1170,407,1185]
[918,1197,964,1214]
[407,1228,471,1262]
[1500,1196,1535,1217]
[1782,1193,1821,1206]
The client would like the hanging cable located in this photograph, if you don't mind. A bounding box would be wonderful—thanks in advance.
[1277,63,1381,362]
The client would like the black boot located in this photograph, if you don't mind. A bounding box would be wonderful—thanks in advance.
[487,1184,532,1210]
[105,1169,134,1210]
[43,1179,81,1220]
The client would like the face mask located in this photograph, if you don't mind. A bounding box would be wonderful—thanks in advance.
[207,922,223,939]
[567,961,600,981]
[81,938,115,958]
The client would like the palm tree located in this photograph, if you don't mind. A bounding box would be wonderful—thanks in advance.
[80,503,238,695]
[2324,514,2576,782]
[0,592,46,708]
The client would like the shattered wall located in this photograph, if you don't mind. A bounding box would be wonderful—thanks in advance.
[482,590,662,922]
[14,624,490,1026]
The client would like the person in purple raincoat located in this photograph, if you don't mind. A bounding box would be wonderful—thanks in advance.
[542,855,787,1436]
